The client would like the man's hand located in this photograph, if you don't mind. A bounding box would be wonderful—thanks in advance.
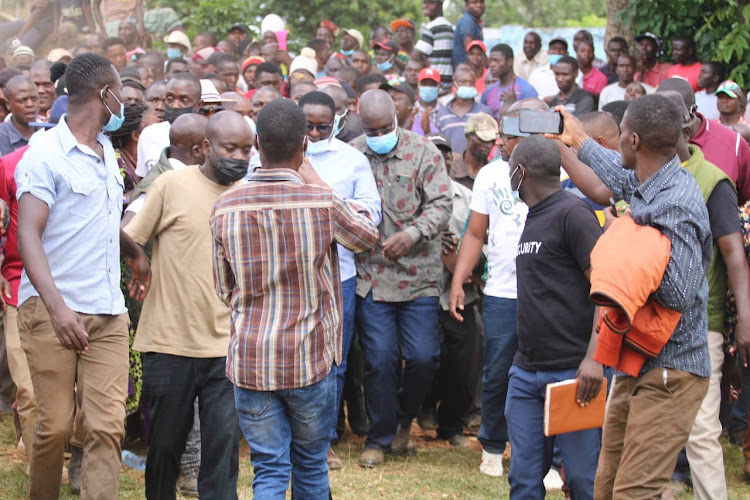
[732,317,750,368]
[500,87,518,106]
[381,231,414,261]
[576,356,603,407]
[49,304,89,354]
[126,251,151,301]
[298,158,327,187]
[721,354,742,402]
[545,106,590,150]
[448,282,465,322]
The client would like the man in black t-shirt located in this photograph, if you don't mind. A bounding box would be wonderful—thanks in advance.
[505,135,603,499]
[549,56,595,117]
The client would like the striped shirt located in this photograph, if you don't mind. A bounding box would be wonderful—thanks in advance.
[415,16,454,92]
[578,139,711,378]
[210,168,379,391]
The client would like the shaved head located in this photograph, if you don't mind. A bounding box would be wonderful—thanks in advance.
[206,110,253,143]
[359,89,396,124]
[656,77,696,108]
[508,97,549,113]
[221,91,251,116]
[170,113,208,148]
[579,111,620,151]
[320,84,348,114]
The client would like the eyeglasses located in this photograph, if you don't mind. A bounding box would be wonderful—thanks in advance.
[307,122,333,133]
[198,105,224,115]
[364,117,397,137]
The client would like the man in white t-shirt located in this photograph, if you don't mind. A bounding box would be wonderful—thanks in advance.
[135,73,201,179]
[448,99,550,478]
[694,62,725,120]
[529,38,568,101]
[598,55,652,109]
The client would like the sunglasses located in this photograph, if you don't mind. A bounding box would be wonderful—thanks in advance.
[307,123,333,133]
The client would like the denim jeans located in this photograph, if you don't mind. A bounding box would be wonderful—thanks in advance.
[235,365,337,499]
[142,353,239,500]
[331,277,355,443]
[505,365,600,500]
[477,295,517,454]
[356,292,440,449]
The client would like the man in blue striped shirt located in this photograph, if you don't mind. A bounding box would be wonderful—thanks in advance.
[552,94,711,498]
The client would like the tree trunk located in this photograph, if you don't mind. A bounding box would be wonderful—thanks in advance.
[606,0,636,49]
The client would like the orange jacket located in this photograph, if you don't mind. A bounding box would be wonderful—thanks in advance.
[589,217,681,376]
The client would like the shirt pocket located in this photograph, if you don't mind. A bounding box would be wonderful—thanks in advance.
[384,173,419,215]
[69,178,101,218]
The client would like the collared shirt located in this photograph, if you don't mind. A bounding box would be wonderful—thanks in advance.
[635,61,672,89]
[210,168,379,390]
[411,100,441,136]
[439,180,478,309]
[135,120,170,178]
[480,77,538,119]
[351,129,452,302]
[513,50,549,81]
[415,16,455,92]
[15,116,126,315]
[453,11,483,67]
[690,112,750,205]
[435,98,493,155]
[299,138,381,281]
[0,118,30,156]
[578,139,711,378]
[581,67,609,96]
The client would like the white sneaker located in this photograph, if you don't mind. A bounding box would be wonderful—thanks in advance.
[543,468,564,490]
[479,450,504,477]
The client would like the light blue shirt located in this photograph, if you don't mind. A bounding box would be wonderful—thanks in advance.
[249,137,382,281]
[15,116,126,315]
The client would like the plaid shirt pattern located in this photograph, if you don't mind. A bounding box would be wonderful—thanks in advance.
[210,168,379,391]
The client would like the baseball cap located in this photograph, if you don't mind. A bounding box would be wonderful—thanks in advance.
[391,19,415,32]
[716,80,743,99]
[192,47,219,63]
[418,67,441,83]
[341,29,364,49]
[200,79,237,103]
[380,81,416,104]
[426,133,452,152]
[373,40,398,54]
[163,31,192,54]
[229,23,248,34]
[466,40,487,54]
[635,32,660,49]
[47,48,72,63]
[465,112,498,141]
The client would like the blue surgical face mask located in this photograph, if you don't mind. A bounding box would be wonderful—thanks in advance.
[419,85,439,102]
[166,47,182,59]
[101,88,125,132]
[456,86,478,100]
[306,136,332,155]
[333,110,347,137]
[376,57,393,72]
[548,54,563,66]
[341,48,355,57]
[365,116,399,155]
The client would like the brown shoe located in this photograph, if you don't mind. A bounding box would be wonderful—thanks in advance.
[390,424,416,455]
[327,447,342,470]
[358,447,384,468]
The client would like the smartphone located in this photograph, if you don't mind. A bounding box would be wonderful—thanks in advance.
[501,116,529,138]
[609,197,619,218]
[518,109,563,135]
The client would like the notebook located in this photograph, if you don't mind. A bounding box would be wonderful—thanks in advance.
[543,378,607,437]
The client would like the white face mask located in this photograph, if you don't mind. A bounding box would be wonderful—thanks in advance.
[510,164,524,201]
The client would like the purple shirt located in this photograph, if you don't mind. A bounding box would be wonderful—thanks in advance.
[480,77,538,118]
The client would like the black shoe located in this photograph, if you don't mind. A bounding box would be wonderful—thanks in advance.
[346,387,368,436]
[68,446,82,494]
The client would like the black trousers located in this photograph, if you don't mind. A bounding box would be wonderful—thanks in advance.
[435,303,483,438]
[142,353,239,500]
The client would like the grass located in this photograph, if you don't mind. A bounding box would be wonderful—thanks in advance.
[0,413,749,499]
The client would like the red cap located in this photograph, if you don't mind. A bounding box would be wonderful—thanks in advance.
[373,39,398,53]
[466,40,487,54]
[418,67,441,83]
[390,19,415,32]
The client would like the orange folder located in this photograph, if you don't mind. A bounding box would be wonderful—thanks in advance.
[543,378,607,437]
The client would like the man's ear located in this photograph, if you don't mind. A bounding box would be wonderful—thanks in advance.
[595,135,606,146]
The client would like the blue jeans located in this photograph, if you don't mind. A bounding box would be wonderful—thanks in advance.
[505,365,600,500]
[477,296,517,454]
[235,366,337,500]
[331,277,355,443]
[356,292,440,449]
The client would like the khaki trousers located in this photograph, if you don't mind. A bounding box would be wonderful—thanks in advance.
[685,331,728,500]
[18,297,129,500]
[4,305,37,457]
[594,367,709,500]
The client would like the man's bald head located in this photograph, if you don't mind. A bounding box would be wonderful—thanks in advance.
[169,113,208,165]
[579,111,620,151]
[508,97,550,113]
[320,84,347,114]
[220,91,251,116]
[656,77,696,108]
[359,89,396,125]
[206,110,254,143]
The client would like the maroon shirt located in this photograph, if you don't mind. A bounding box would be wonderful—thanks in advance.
[0,145,29,307]
[690,112,750,205]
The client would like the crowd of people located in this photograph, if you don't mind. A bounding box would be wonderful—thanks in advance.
[0,1,749,499]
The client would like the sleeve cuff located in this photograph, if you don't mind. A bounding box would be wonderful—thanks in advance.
[405,225,422,244]
[577,137,597,163]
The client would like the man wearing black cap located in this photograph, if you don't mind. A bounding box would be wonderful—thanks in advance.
[381,81,416,129]
[529,38,569,100]
[634,32,672,88]
[373,40,401,77]
[227,23,248,48]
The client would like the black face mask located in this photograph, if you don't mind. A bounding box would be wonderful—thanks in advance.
[210,143,248,184]
[164,105,193,124]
